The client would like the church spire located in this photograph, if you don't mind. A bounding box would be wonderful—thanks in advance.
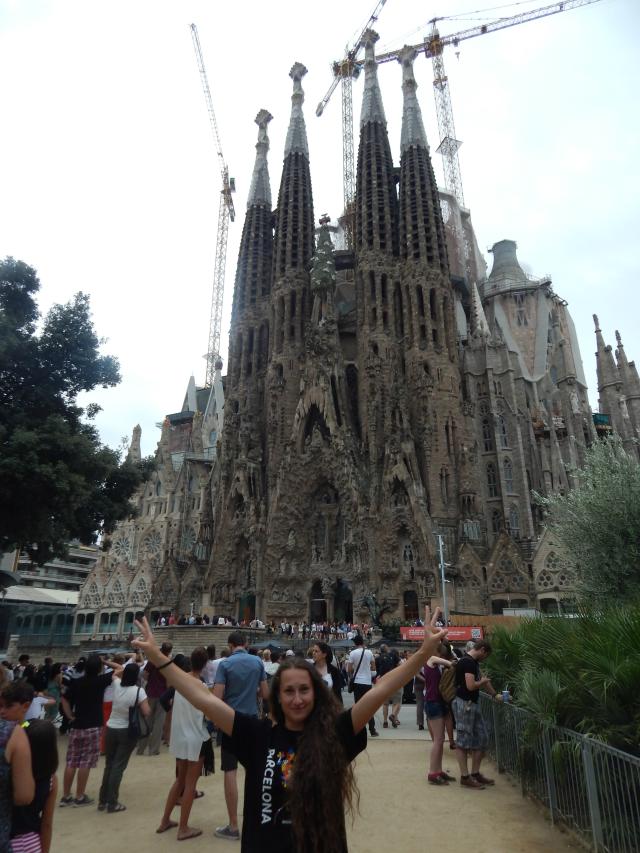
[355,30,397,256]
[284,62,310,158]
[399,46,428,153]
[470,281,490,338]
[247,109,272,208]
[127,424,141,464]
[397,46,447,272]
[593,313,619,392]
[273,62,314,276]
[615,329,640,397]
[230,109,274,333]
[360,30,386,128]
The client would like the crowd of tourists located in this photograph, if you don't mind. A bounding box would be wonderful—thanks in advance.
[151,613,377,641]
[0,606,506,852]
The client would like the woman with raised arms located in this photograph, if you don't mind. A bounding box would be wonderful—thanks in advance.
[133,609,446,853]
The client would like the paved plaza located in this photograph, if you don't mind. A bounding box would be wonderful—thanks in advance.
[53,702,578,853]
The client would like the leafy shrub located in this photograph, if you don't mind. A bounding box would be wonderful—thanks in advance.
[485,604,640,755]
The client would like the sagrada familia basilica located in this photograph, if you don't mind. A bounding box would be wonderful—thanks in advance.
[73,32,640,640]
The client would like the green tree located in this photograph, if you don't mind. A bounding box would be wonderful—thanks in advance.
[537,435,640,603]
[0,256,152,563]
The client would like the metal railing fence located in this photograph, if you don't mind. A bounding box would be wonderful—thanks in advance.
[479,694,640,853]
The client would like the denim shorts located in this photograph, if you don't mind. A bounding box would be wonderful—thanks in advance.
[425,700,447,719]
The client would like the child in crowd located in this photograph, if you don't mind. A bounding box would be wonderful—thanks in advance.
[11,719,58,853]
[0,681,35,723]
[0,681,57,723]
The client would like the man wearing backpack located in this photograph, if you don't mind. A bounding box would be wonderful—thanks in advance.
[376,645,402,729]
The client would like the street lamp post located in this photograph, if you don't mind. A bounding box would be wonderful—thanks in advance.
[437,534,449,625]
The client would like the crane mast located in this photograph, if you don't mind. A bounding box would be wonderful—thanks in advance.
[319,1,602,208]
[190,23,235,388]
[371,0,603,206]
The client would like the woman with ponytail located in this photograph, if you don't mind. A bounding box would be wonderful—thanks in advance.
[133,608,446,853]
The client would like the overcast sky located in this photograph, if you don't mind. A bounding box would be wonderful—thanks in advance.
[1,0,638,457]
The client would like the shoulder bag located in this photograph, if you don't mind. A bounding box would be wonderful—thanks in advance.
[347,648,366,693]
[128,687,151,740]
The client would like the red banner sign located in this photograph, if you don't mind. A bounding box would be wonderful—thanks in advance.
[399,626,484,642]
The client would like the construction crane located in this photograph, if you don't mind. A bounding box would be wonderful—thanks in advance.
[190,23,236,388]
[315,0,388,243]
[322,0,602,209]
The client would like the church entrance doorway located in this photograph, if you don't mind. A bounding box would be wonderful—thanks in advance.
[334,579,353,623]
[238,593,256,623]
[309,580,327,623]
[403,590,419,621]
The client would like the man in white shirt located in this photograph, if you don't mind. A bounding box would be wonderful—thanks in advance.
[347,635,379,736]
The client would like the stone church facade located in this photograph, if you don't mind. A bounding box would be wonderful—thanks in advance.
[73,373,224,640]
[74,31,639,638]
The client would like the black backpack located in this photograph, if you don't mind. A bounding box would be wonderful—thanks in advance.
[376,653,395,678]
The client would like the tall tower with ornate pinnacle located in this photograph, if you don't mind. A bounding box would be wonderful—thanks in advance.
[593,316,639,456]
[266,63,315,493]
[353,30,400,479]
[208,110,275,615]
[396,45,462,524]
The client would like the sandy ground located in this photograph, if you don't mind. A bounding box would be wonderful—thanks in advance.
[52,703,578,853]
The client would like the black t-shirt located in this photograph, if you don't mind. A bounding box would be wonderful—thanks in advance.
[455,655,480,703]
[375,652,398,678]
[229,708,366,853]
[66,673,112,728]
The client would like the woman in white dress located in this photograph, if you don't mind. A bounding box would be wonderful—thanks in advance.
[156,648,210,841]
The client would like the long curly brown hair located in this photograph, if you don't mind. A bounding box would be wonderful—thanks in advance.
[270,658,360,853]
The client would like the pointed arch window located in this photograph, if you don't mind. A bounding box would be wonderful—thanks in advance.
[487,463,498,498]
[509,506,520,537]
[491,508,502,535]
[429,289,437,321]
[503,458,514,492]
[498,415,509,449]
[393,283,404,339]
[440,467,450,505]
[482,418,494,452]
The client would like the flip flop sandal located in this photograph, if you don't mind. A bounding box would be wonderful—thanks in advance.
[178,829,203,841]
[156,821,178,834]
